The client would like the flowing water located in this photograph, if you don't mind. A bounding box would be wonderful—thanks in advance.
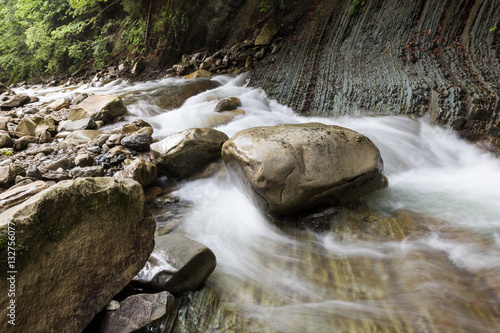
[18,75,500,332]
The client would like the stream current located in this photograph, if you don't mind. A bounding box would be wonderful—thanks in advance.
[18,74,500,332]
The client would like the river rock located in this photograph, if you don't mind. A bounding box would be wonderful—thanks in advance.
[0,82,8,94]
[114,158,158,187]
[69,95,127,123]
[121,133,153,151]
[71,166,105,178]
[99,291,175,333]
[222,123,387,215]
[0,180,48,213]
[150,128,228,178]
[184,69,213,79]
[0,164,25,188]
[134,233,216,294]
[44,157,73,171]
[64,129,102,146]
[213,97,241,112]
[15,117,36,137]
[58,118,96,132]
[13,135,37,150]
[0,133,12,148]
[106,134,125,147]
[255,23,279,46]
[33,116,57,136]
[0,178,155,333]
[75,153,95,167]
[47,98,70,111]
[0,93,31,109]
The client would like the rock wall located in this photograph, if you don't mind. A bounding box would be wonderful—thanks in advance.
[248,0,500,147]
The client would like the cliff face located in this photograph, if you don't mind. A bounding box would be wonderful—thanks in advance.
[248,0,500,147]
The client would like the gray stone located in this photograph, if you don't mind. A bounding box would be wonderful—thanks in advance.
[114,158,158,187]
[222,123,388,215]
[0,180,48,213]
[71,166,105,178]
[121,133,152,151]
[64,130,103,146]
[45,157,73,171]
[25,146,55,155]
[16,117,37,137]
[0,164,25,188]
[0,178,155,333]
[0,133,12,148]
[69,95,127,123]
[99,291,175,333]
[150,128,228,179]
[75,153,95,167]
[47,98,70,111]
[134,233,216,294]
[255,23,279,46]
[213,97,241,113]
[58,118,96,132]
[0,93,31,108]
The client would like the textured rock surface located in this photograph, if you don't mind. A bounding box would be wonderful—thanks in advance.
[99,291,175,333]
[222,123,387,215]
[249,0,500,147]
[134,233,217,294]
[69,94,127,122]
[114,158,158,187]
[150,128,228,178]
[0,180,48,213]
[0,177,155,333]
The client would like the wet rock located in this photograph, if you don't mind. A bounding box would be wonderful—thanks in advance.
[254,23,279,46]
[71,166,105,178]
[75,153,95,167]
[0,164,25,188]
[69,95,127,123]
[150,128,228,179]
[134,233,216,294]
[0,180,48,213]
[16,117,36,137]
[0,178,155,333]
[0,133,12,148]
[121,133,152,151]
[213,97,241,112]
[114,158,158,187]
[222,123,388,215]
[99,291,175,333]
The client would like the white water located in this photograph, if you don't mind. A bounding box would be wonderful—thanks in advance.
[18,75,500,331]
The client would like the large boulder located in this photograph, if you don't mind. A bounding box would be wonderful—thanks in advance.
[0,93,31,109]
[0,177,155,333]
[68,95,127,123]
[134,233,216,294]
[222,123,387,215]
[150,128,228,178]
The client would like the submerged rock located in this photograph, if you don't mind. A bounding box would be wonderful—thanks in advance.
[222,123,387,215]
[99,291,175,333]
[150,128,228,179]
[0,177,155,333]
[134,233,216,294]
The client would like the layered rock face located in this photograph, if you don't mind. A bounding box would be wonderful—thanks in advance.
[222,123,387,215]
[249,0,500,146]
[0,178,155,333]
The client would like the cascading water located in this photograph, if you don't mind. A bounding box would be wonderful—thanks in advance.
[17,74,500,332]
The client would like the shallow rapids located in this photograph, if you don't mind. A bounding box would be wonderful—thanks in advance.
[18,75,500,332]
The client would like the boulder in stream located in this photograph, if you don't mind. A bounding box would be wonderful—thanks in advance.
[0,177,156,333]
[222,122,388,215]
[150,128,228,178]
[134,233,216,294]
[69,94,127,123]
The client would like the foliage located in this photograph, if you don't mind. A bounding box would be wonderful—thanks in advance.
[348,0,365,16]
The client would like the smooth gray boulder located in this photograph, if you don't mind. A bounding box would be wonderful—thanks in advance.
[134,233,216,294]
[99,292,175,333]
[222,122,388,215]
[0,177,155,333]
[150,128,228,178]
[69,94,127,123]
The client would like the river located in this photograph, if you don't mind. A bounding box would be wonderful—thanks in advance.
[17,74,500,332]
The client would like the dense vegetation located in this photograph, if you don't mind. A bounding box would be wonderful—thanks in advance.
[0,0,190,84]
